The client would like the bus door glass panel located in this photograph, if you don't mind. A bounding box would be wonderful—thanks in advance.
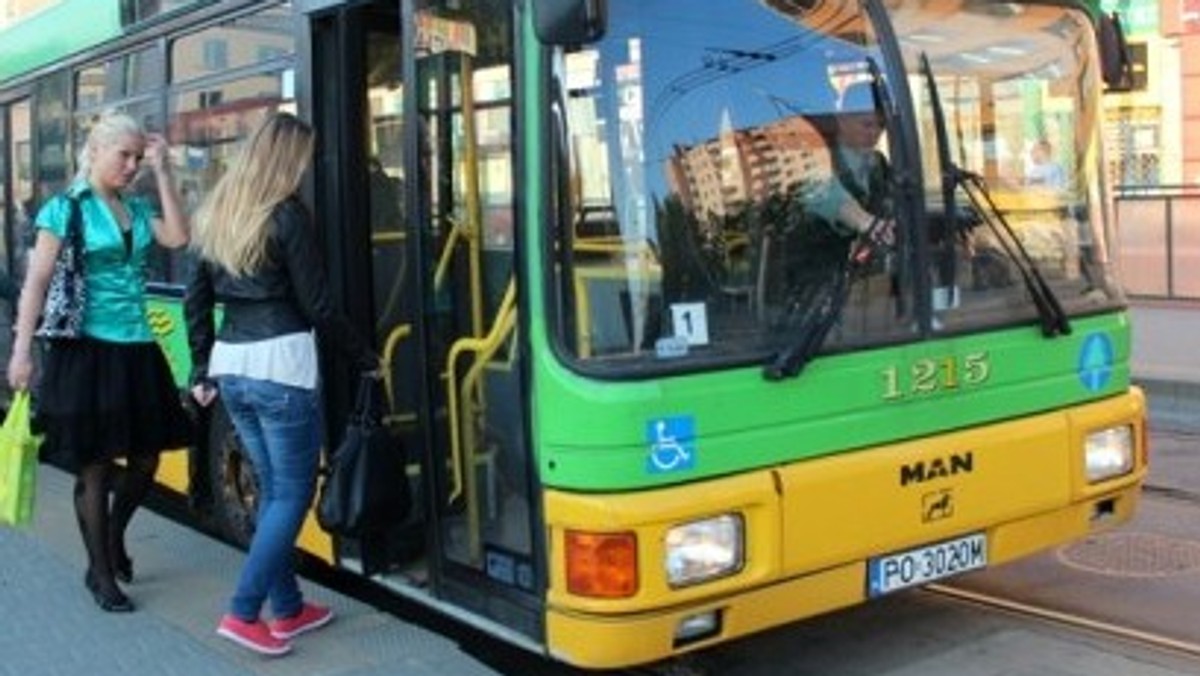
[361,16,431,572]
[554,0,909,375]
[415,1,531,588]
[891,0,1120,334]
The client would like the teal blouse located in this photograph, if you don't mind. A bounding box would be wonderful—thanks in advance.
[35,180,158,343]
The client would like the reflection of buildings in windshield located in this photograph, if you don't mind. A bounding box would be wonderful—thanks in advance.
[760,0,869,34]
[665,114,825,219]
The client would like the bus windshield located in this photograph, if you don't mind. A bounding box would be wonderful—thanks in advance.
[894,0,1121,334]
[551,0,1120,375]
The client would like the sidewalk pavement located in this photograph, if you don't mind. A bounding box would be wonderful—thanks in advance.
[1131,303,1200,435]
[0,466,501,676]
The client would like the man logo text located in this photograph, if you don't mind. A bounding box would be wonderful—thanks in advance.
[900,452,974,486]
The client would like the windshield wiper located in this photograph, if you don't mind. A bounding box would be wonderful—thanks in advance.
[764,63,895,381]
[918,54,1070,338]
[764,220,890,381]
[956,170,1071,336]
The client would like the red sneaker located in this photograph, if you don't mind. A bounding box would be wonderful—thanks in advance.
[269,602,334,640]
[216,614,292,656]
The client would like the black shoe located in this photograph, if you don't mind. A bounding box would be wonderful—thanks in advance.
[84,570,134,613]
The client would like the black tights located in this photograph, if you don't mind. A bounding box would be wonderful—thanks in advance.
[73,453,160,592]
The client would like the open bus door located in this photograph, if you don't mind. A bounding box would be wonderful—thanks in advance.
[307,0,542,641]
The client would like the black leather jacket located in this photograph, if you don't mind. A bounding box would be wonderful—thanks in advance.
[184,196,374,385]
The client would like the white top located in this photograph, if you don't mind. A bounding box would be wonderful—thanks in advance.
[209,331,319,390]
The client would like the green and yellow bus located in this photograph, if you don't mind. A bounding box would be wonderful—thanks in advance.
[0,0,1147,668]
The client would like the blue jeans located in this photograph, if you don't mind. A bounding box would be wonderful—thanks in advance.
[216,375,321,621]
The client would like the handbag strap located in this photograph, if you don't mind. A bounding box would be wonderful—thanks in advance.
[64,193,83,245]
[321,376,380,470]
[3,391,32,435]
[352,373,381,424]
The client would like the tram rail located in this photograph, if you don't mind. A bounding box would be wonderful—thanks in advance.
[925,583,1200,661]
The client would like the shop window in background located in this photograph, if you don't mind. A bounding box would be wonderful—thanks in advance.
[1126,43,1148,92]
[1108,110,1161,188]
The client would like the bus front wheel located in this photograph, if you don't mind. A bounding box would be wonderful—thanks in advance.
[207,403,258,549]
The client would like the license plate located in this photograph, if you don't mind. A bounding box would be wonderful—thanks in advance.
[867,533,987,597]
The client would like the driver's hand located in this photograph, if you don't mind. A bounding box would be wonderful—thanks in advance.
[867,218,896,247]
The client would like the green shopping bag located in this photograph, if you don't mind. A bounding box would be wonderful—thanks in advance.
[0,392,42,527]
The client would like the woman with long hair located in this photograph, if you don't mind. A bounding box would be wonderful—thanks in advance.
[185,112,377,656]
[7,110,193,612]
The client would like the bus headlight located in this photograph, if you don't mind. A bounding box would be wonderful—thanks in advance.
[665,514,743,588]
[1085,425,1134,483]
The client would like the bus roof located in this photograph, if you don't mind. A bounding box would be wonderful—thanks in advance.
[0,0,1113,87]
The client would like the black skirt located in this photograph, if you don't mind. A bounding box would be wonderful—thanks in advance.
[36,338,193,472]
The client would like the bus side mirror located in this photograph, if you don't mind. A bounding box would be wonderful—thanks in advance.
[1098,12,1133,92]
[532,0,607,45]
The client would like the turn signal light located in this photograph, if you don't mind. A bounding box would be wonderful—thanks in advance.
[565,530,638,598]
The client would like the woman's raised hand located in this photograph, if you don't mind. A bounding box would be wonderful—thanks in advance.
[144,133,170,175]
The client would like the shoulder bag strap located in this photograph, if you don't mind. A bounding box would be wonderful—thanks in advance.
[63,193,83,247]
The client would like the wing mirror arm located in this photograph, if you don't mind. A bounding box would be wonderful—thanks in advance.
[1098,11,1133,92]
[532,0,607,46]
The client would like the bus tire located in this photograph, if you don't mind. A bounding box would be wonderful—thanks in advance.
[207,402,258,549]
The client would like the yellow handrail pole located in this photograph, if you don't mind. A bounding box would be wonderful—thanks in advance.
[458,300,516,564]
[381,323,412,414]
[444,281,516,506]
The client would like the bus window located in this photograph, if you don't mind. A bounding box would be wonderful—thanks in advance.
[0,105,10,318]
[34,72,71,200]
[9,100,34,288]
[895,0,1122,333]
[76,47,163,109]
[169,5,294,85]
[72,49,166,246]
[120,0,200,27]
[156,5,298,286]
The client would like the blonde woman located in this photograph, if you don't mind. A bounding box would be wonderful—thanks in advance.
[6,111,193,612]
[184,112,376,656]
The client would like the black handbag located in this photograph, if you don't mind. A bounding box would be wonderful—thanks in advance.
[316,375,410,537]
[36,195,87,339]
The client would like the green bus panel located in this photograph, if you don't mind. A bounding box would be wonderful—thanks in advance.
[532,314,1132,492]
[145,295,192,387]
[0,1,123,83]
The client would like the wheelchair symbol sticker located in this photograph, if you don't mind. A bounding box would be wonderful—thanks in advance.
[646,416,696,474]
